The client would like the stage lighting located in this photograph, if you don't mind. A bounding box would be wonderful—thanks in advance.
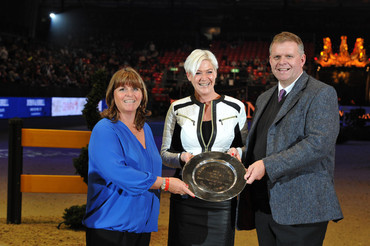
[49,13,56,19]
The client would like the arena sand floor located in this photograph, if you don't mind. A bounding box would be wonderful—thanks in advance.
[0,121,369,245]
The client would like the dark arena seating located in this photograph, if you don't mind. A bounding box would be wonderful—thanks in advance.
[1,0,370,119]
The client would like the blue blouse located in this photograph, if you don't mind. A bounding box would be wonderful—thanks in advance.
[82,118,162,233]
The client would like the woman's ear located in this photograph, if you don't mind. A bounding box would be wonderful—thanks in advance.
[186,72,192,82]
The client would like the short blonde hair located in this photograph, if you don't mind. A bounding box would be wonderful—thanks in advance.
[101,67,148,130]
[184,49,218,76]
[269,32,305,55]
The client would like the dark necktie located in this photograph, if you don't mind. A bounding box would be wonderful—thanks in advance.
[278,89,286,102]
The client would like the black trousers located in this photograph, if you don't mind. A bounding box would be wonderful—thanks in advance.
[86,228,151,246]
[255,210,328,246]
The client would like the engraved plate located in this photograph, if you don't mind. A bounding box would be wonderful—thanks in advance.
[182,151,246,202]
[193,160,236,193]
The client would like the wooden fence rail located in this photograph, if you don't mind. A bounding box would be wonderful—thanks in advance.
[7,118,90,224]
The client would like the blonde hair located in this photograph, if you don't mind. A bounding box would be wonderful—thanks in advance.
[184,49,218,76]
[101,67,148,130]
[269,32,305,55]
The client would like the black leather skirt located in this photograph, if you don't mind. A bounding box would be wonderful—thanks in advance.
[167,194,237,246]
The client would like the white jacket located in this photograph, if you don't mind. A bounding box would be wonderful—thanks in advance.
[161,95,248,169]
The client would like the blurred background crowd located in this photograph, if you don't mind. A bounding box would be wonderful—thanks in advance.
[1,0,369,117]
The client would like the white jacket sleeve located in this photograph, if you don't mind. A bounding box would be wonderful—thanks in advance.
[160,103,182,168]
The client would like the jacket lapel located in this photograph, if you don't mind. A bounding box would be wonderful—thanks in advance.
[273,72,309,124]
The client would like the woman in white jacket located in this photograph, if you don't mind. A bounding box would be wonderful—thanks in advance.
[161,49,248,246]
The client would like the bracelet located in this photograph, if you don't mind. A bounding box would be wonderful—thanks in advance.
[164,178,170,191]
[161,178,166,190]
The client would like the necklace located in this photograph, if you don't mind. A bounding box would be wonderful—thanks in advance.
[119,117,142,137]
[129,125,140,136]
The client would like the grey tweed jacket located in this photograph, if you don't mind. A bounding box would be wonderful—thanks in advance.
[238,71,343,228]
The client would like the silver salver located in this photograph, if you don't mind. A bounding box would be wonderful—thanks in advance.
[182,151,246,202]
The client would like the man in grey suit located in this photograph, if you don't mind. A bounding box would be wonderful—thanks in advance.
[238,32,343,245]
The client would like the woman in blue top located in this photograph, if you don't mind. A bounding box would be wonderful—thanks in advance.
[83,67,194,246]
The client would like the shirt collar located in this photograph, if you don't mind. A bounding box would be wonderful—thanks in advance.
[278,72,303,95]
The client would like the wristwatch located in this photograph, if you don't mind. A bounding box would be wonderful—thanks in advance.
[161,178,166,190]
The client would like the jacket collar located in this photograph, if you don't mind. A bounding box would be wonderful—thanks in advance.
[273,71,309,124]
[190,94,225,106]
[251,71,309,128]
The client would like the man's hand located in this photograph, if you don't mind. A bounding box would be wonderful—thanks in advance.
[244,160,266,184]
